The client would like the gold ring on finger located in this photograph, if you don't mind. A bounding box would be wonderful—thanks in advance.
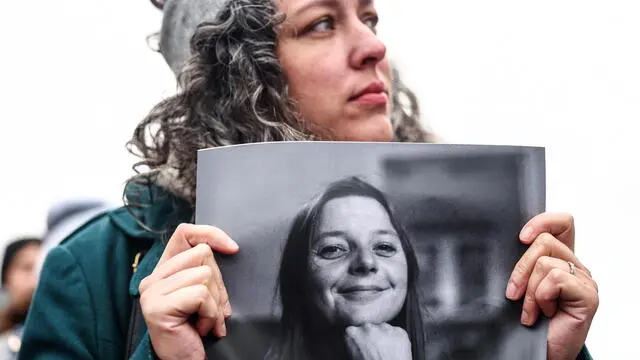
[567,261,576,276]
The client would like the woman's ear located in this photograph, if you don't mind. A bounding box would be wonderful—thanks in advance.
[150,0,165,10]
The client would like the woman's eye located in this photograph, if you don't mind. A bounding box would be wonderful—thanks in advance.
[364,14,379,32]
[308,17,334,33]
[374,243,397,257]
[317,244,347,259]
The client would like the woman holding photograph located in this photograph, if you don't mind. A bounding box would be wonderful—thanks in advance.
[19,0,598,359]
[267,176,424,360]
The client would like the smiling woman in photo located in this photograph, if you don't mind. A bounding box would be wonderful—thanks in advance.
[268,176,426,360]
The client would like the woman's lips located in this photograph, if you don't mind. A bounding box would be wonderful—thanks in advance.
[350,92,388,105]
[349,81,389,106]
[338,285,389,301]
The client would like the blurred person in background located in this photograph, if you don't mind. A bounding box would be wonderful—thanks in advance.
[0,197,110,359]
[0,237,41,359]
[34,198,113,282]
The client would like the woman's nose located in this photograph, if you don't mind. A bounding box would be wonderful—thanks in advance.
[349,249,378,275]
[348,22,387,70]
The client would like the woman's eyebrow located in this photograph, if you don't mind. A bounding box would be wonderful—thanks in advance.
[373,229,398,236]
[290,0,339,18]
[317,230,348,239]
[290,0,373,17]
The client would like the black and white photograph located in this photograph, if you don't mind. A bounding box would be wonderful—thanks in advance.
[195,141,548,360]
[4,0,637,357]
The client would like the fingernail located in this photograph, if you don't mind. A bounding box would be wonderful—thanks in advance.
[520,226,533,242]
[221,322,227,337]
[520,310,529,325]
[505,280,518,300]
[224,302,232,316]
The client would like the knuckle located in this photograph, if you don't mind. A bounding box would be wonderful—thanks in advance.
[139,291,149,307]
[139,292,156,316]
[138,276,152,294]
[195,284,210,301]
[562,213,575,226]
[532,285,544,302]
[211,265,222,282]
[590,292,600,311]
[218,287,229,303]
[534,284,552,302]
[548,268,566,282]
[523,292,536,306]
[202,265,214,279]
[195,243,213,257]
[174,223,191,236]
[536,256,554,272]
[536,232,555,247]
[193,288,213,312]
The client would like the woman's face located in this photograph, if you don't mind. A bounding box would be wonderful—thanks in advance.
[5,243,40,313]
[308,195,408,326]
[276,0,393,142]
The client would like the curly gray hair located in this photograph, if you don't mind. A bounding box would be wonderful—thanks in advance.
[128,0,437,206]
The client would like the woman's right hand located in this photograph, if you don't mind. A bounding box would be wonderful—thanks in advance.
[138,224,239,360]
[344,323,412,360]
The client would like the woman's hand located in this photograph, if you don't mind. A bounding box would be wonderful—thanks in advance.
[506,212,599,360]
[139,224,239,360]
[344,323,412,360]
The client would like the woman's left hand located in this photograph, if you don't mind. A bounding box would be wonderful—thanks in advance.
[506,212,599,360]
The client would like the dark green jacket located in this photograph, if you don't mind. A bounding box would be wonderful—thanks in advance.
[18,184,594,360]
[19,184,191,359]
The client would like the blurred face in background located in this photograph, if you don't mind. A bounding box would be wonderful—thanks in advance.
[5,243,41,315]
[308,195,408,326]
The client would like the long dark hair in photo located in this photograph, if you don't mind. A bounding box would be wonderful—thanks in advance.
[268,176,426,360]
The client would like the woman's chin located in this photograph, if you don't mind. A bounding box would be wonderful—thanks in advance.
[306,115,394,142]
[338,312,395,327]
[339,122,394,142]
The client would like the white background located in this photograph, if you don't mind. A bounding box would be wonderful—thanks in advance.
[1,0,638,358]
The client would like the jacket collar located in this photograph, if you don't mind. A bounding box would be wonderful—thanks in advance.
[107,182,193,296]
